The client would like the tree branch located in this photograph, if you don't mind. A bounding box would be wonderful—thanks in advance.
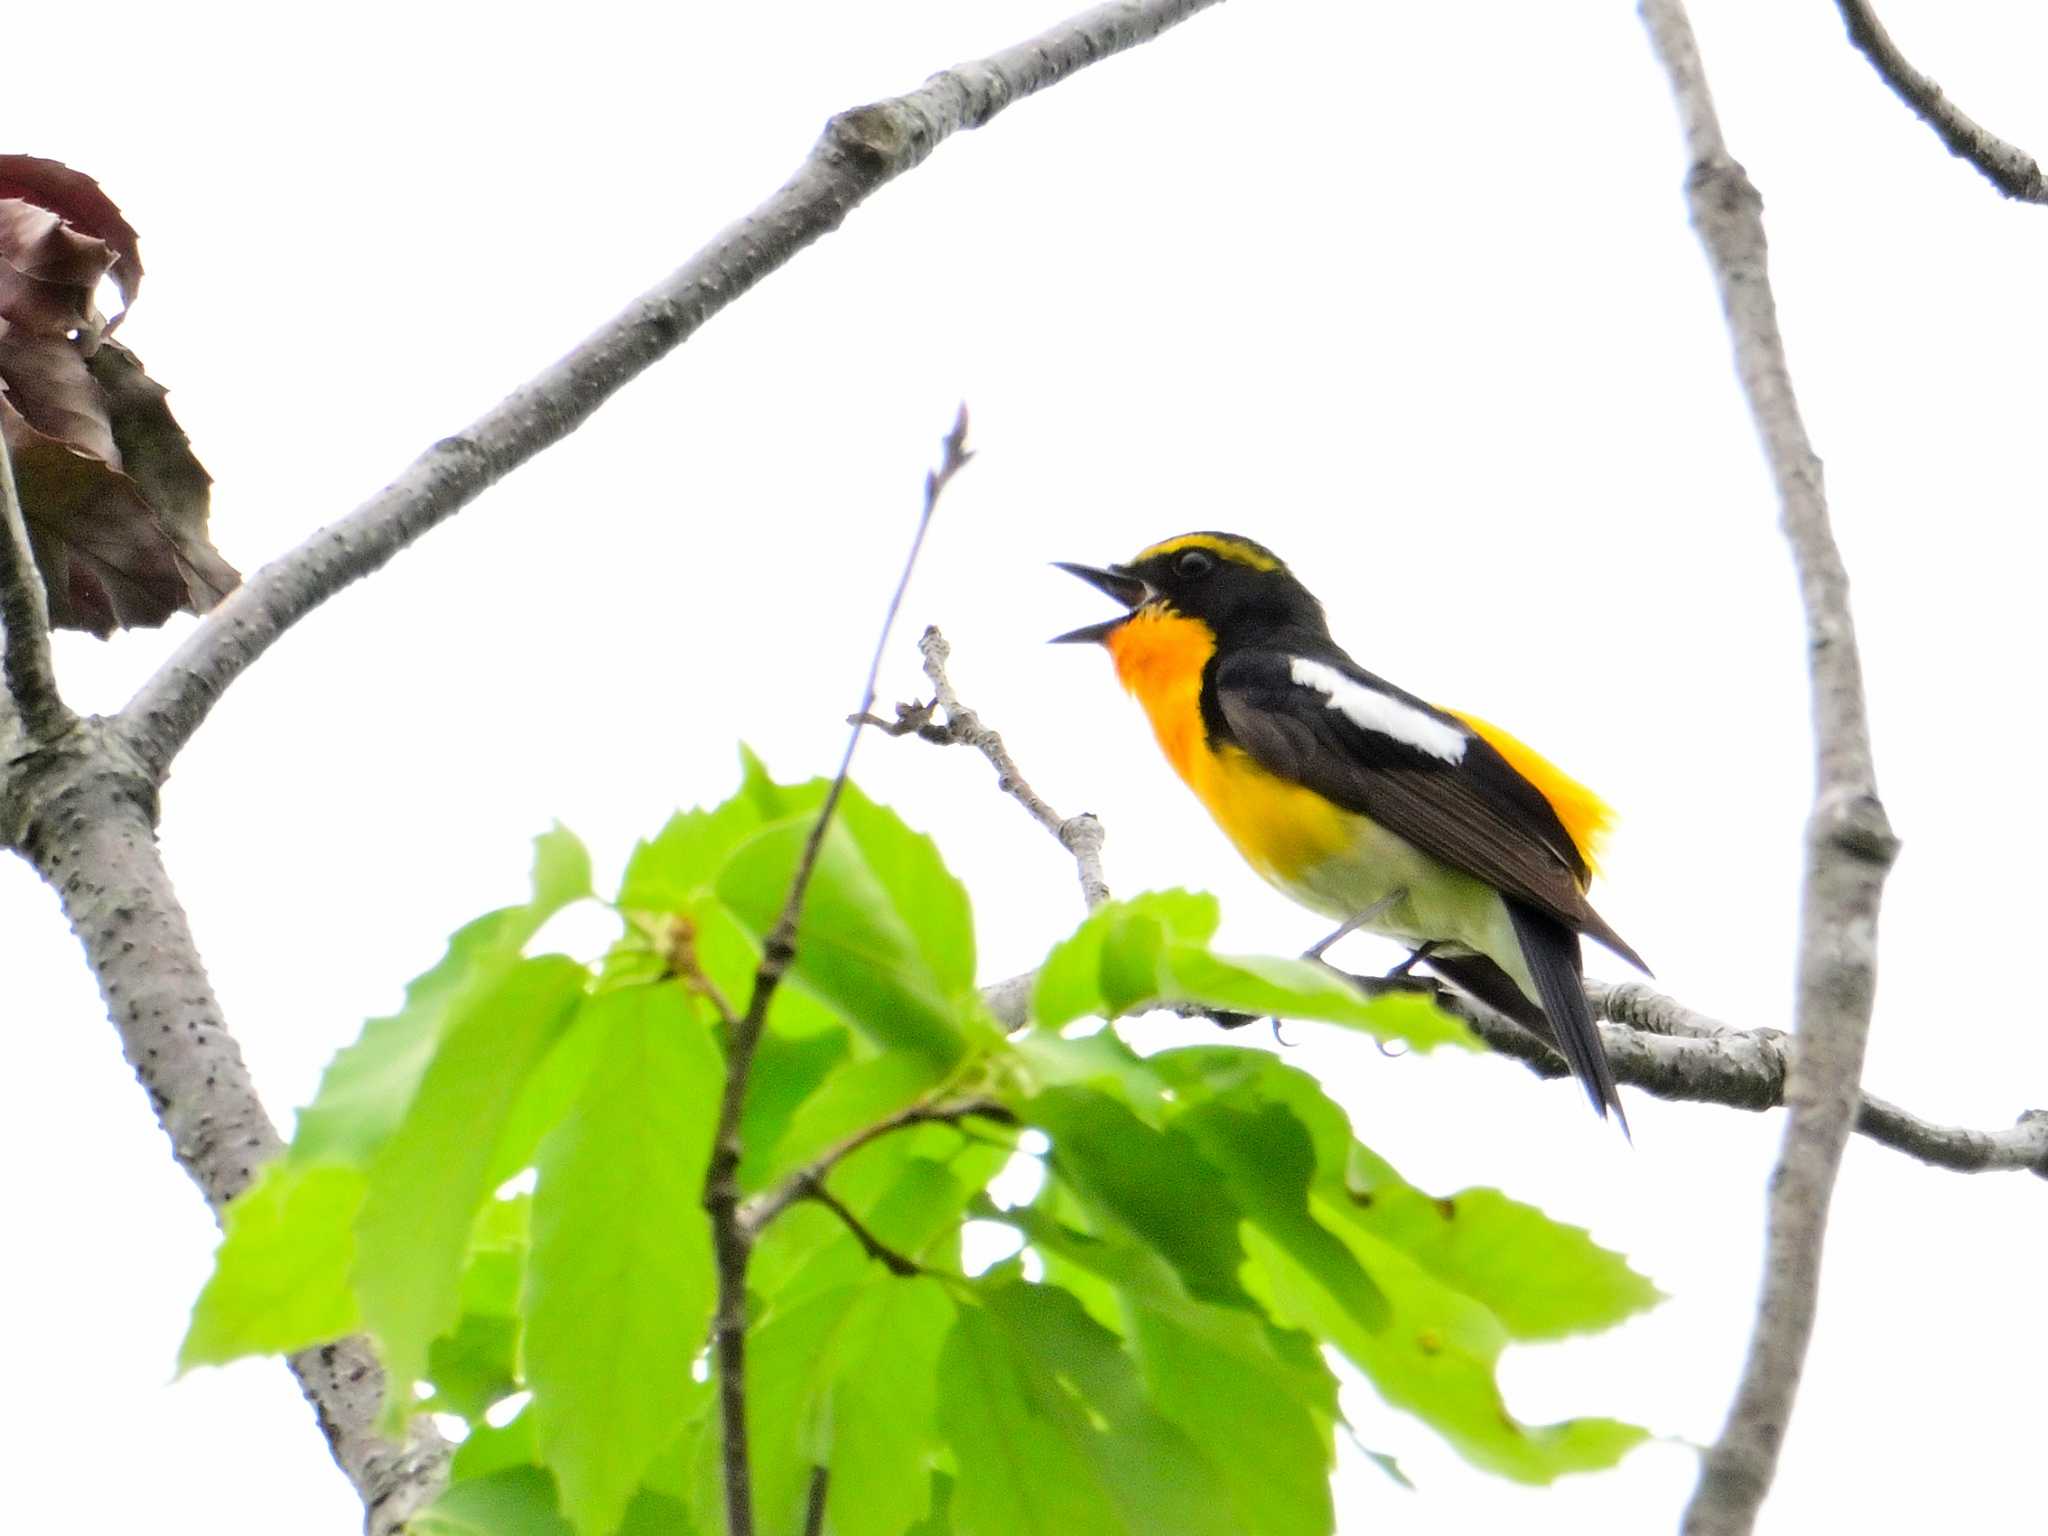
[112,0,1229,784]
[741,1097,1016,1235]
[705,409,970,1536]
[863,623,1111,911]
[799,1178,924,1277]
[1835,0,2048,202]
[0,722,443,1533]
[1640,4,1901,1532]
[0,429,71,743]
[1475,981,2044,1176]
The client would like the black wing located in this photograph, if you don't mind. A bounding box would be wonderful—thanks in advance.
[1212,647,1645,969]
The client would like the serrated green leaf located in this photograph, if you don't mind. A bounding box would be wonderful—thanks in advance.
[937,1282,1238,1536]
[291,831,593,1166]
[356,956,588,1429]
[527,985,721,1536]
[617,796,766,911]
[1031,891,1471,1049]
[1029,1086,1251,1310]
[1251,1191,1647,1482]
[1174,1098,1388,1333]
[999,1202,1337,1536]
[180,1164,363,1369]
[715,780,983,1066]
[414,1466,571,1536]
[1340,1156,1663,1341]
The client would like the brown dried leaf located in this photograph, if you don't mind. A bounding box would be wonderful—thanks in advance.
[0,158,234,635]
[0,154,143,314]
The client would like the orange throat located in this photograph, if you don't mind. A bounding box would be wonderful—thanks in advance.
[1105,606,1216,779]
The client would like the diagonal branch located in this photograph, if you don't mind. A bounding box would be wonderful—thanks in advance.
[862,623,1110,910]
[704,408,970,1536]
[1835,0,2048,202]
[113,0,1230,785]
[1641,4,1901,1533]
[0,429,72,742]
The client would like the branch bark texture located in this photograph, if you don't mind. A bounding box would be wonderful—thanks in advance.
[1641,4,1901,1533]
[0,430,69,742]
[114,0,1228,782]
[0,722,446,1533]
[1836,0,2048,201]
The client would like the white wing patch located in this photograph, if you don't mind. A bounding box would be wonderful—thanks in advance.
[1288,658,1468,763]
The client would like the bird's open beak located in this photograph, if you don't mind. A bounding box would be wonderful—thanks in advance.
[1051,561,1149,644]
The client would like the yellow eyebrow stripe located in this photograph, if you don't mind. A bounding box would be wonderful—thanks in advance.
[1135,533,1281,572]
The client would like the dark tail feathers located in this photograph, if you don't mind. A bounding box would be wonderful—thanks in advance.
[1432,903,1628,1134]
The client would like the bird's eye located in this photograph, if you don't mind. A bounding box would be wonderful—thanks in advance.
[1174,549,1215,579]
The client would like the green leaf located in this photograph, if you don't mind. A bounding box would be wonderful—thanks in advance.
[748,1051,947,1192]
[1342,1151,1663,1341]
[824,1279,955,1536]
[526,985,721,1536]
[716,780,983,1066]
[999,1203,1337,1536]
[414,1466,571,1536]
[355,956,589,1428]
[180,1163,363,1368]
[452,1409,539,1482]
[291,829,593,1166]
[739,1018,852,1190]
[937,1282,1239,1536]
[1033,891,1219,1027]
[1031,891,1472,1049]
[1173,1099,1388,1333]
[1251,1190,1647,1482]
[617,796,765,911]
[530,823,596,913]
[1028,1086,1251,1310]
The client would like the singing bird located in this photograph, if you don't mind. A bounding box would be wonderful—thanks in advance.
[1055,532,1646,1125]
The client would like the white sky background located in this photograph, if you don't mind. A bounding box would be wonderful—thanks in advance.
[6,1,2045,1530]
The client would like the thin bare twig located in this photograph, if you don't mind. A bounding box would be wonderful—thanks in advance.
[1835,0,2048,202]
[865,623,1110,910]
[704,408,971,1536]
[0,431,70,742]
[112,0,1229,784]
[803,1179,923,1277]
[741,1097,1016,1234]
[1641,5,1901,1532]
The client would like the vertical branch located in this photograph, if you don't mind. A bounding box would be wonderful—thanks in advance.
[704,407,972,1536]
[1638,5,1901,1535]
[0,430,72,741]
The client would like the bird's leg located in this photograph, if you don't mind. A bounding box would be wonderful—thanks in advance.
[1303,890,1407,962]
[1384,940,1438,980]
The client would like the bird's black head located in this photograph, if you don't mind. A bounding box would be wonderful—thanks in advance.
[1053,532,1327,645]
